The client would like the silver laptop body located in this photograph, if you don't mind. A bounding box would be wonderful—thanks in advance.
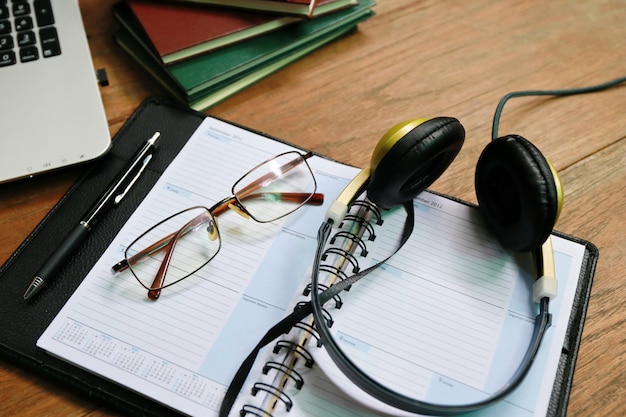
[0,0,110,184]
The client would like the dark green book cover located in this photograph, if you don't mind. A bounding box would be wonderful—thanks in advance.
[115,24,361,110]
[113,0,375,102]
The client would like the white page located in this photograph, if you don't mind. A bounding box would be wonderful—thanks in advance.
[38,117,359,416]
[290,193,586,417]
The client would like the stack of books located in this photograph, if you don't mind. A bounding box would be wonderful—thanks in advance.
[112,0,375,111]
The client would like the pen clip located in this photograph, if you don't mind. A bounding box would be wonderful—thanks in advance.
[114,154,153,205]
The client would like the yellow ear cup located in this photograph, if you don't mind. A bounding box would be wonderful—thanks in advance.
[367,117,465,209]
[327,118,430,223]
[369,118,429,171]
[546,159,564,222]
[326,117,465,223]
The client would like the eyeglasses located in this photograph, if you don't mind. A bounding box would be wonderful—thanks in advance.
[111,151,323,300]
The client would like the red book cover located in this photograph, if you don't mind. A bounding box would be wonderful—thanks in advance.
[134,0,357,19]
[126,0,300,64]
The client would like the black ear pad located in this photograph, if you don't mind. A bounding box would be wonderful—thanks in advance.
[475,135,559,252]
[367,117,465,209]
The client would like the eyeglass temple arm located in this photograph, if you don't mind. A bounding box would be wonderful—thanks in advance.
[145,214,210,300]
[210,192,324,217]
[147,235,178,300]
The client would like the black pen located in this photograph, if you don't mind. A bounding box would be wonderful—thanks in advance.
[23,132,161,301]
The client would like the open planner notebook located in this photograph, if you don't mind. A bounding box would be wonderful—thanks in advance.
[0,99,595,417]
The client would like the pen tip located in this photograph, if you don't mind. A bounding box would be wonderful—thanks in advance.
[23,276,45,301]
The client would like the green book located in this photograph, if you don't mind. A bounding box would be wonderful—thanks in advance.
[114,24,361,111]
[112,0,375,106]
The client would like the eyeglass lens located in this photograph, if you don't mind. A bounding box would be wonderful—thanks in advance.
[125,207,221,293]
[232,152,317,223]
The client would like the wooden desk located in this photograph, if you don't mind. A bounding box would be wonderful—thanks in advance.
[1,0,624,415]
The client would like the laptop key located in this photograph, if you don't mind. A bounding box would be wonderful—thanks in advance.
[0,33,13,50]
[17,30,36,47]
[12,2,30,18]
[39,26,60,57]
[0,20,10,35]
[0,49,16,66]
[34,0,54,27]
[14,16,33,31]
[19,45,38,62]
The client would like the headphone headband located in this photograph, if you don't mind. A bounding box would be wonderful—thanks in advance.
[369,118,429,169]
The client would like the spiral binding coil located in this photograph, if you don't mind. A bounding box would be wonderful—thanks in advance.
[321,247,360,273]
[330,231,369,256]
[341,214,377,241]
[303,281,344,306]
[262,361,304,389]
[239,199,381,417]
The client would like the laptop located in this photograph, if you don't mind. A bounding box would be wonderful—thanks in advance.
[0,0,111,184]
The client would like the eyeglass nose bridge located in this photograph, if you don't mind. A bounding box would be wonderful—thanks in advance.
[209,195,251,220]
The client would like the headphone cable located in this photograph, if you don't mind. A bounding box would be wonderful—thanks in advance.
[492,75,626,140]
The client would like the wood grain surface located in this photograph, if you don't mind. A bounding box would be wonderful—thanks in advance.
[0,0,624,416]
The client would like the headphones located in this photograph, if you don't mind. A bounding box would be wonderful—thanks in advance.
[310,116,560,414]
[219,76,626,417]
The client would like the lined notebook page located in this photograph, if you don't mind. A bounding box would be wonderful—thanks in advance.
[37,117,359,416]
[37,116,587,417]
[307,193,586,417]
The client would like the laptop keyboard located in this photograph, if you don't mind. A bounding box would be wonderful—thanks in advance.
[0,0,61,67]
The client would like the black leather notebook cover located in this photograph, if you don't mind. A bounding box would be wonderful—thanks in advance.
[0,98,598,417]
